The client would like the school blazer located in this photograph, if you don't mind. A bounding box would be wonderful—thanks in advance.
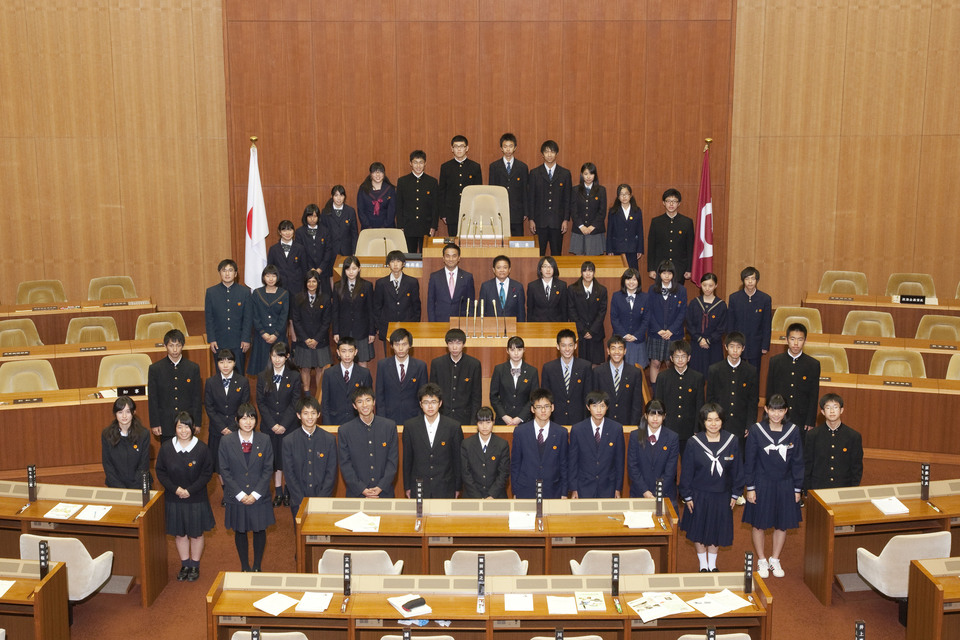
[203,374,251,435]
[256,367,302,432]
[568,418,625,498]
[219,431,273,502]
[320,366,372,426]
[510,421,568,499]
[653,367,705,440]
[606,205,645,255]
[489,361,539,425]
[478,278,526,322]
[460,433,511,499]
[373,274,421,340]
[375,357,428,424]
[527,164,572,228]
[540,358,594,426]
[526,279,568,323]
[429,354,482,426]
[488,157,529,223]
[592,364,644,427]
[627,425,679,504]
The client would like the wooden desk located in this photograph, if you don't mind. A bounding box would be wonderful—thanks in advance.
[0,479,168,607]
[803,478,960,606]
[907,557,960,640]
[0,298,156,344]
[0,558,69,640]
[803,292,960,337]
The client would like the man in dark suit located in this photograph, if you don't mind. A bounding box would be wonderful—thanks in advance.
[337,386,399,498]
[429,328,482,425]
[204,259,252,373]
[373,250,421,347]
[489,336,540,426]
[766,322,821,431]
[320,337,372,426]
[426,242,475,322]
[488,133,528,237]
[593,336,644,427]
[281,396,338,518]
[148,329,203,443]
[706,331,759,451]
[396,150,440,253]
[460,407,510,498]
[569,391,625,498]
[511,388,568,499]
[438,135,482,237]
[654,340,705,455]
[375,328,428,424]
[626,399,679,510]
[402,383,464,498]
[540,329,594,426]
[477,255,526,322]
[527,139,572,256]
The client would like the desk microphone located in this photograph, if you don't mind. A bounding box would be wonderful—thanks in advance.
[458,213,466,245]
[383,236,388,264]
[497,212,504,247]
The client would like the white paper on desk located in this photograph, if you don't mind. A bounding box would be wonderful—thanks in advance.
[871,496,909,515]
[0,579,14,598]
[687,589,752,618]
[628,592,694,623]
[622,510,655,529]
[334,511,381,532]
[387,593,433,618]
[503,593,534,611]
[295,591,333,612]
[253,592,299,616]
[546,595,578,615]
[508,511,536,530]
[575,590,606,612]
[43,503,83,519]
[75,505,112,521]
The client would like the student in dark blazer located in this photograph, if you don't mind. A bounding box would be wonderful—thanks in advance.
[331,256,377,364]
[319,186,359,278]
[540,328,594,426]
[593,336,644,427]
[281,396,337,518]
[294,204,328,290]
[402,383,464,498]
[320,337,373,426]
[627,399,680,510]
[527,139,572,256]
[427,242,475,322]
[266,219,307,296]
[395,150,440,253]
[148,329,203,443]
[438,135,482,236]
[256,342,302,505]
[375,328,428,424]
[429,328,482,426]
[487,133,528,237]
[654,340,705,455]
[706,332,759,451]
[727,266,772,371]
[101,396,152,490]
[569,162,607,256]
[526,256,568,323]
[291,270,332,396]
[460,407,511,499]
[204,349,251,485]
[204,258,252,374]
[356,162,397,229]
[489,336,540,425]
[372,250,421,346]
[511,388,569,499]
[477,255,526,321]
[610,268,649,368]
[337,386,399,498]
[569,391,625,498]
[605,184,645,270]
[567,260,608,365]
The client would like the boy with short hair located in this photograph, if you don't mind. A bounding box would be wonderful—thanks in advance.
[654,340,705,454]
[727,266,772,371]
[402,383,464,498]
[541,328,594,425]
[804,393,863,489]
[706,331,759,451]
[396,150,440,253]
[438,135,482,237]
[375,327,428,424]
[527,139,572,256]
[478,254,526,321]
[429,328,482,425]
[267,219,307,294]
[646,188,694,283]
[489,336,540,425]
[511,388,568,499]
[373,250,421,348]
[148,329,203,442]
[569,391,625,499]
[488,133,528,237]
[204,258,252,374]
[460,407,510,499]
[337,386,399,498]
[282,396,337,517]
[766,323,820,431]
[592,335,644,427]
[320,337,373,426]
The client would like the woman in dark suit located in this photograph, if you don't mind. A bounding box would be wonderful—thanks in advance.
[569,162,607,256]
[526,256,568,323]
[203,348,250,501]
[291,269,332,396]
[319,185,359,288]
[331,256,376,365]
[606,183,644,270]
[567,261,608,365]
[256,342,302,506]
[460,407,510,498]
[101,396,151,489]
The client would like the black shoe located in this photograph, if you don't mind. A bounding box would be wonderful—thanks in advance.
[187,567,200,581]
[711,568,719,572]
[177,566,190,581]
[272,493,283,507]
[282,492,290,506]
[699,568,708,572]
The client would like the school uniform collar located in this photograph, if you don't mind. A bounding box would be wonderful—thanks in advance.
[789,351,803,362]
[168,356,183,367]
[533,420,551,439]
[412,171,424,179]
[173,437,199,453]
[727,357,741,369]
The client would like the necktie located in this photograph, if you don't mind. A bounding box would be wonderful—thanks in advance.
[273,374,281,388]
[448,271,455,298]
[282,244,291,255]
[537,428,544,446]
[595,426,601,444]
[223,377,230,390]
[343,369,350,384]
[309,294,316,305]
[628,294,634,309]
[548,168,553,181]
[499,282,506,307]
[308,228,316,237]
[648,434,656,444]
[586,288,590,299]
[482,443,487,454]
[394,278,400,293]
[563,365,570,392]
[511,367,520,377]
[613,367,621,393]
[545,284,550,298]
[349,281,354,294]
[399,363,406,383]
[506,161,512,175]
[241,440,252,453]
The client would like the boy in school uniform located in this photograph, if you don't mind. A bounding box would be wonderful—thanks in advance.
[396,150,439,253]
[460,407,511,499]
[375,327,427,424]
[429,328,482,426]
[654,340,705,455]
[148,329,203,443]
[592,336,644,427]
[487,132,528,237]
[402,383,464,499]
[569,391,625,499]
[281,396,337,518]
[489,336,540,426]
[426,242,475,322]
[541,328,594,426]
[706,331,759,452]
[438,135,482,237]
[727,266,772,371]
[527,139,572,256]
[804,393,863,490]
[267,219,307,295]
[478,254,526,321]
[337,386,399,498]
[511,388,569,499]
[294,204,329,292]
[320,337,372,426]
[372,250,421,350]
[204,259,252,374]
[646,189,694,284]
[766,322,821,431]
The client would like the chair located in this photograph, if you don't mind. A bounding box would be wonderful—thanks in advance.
[841,310,896,338]
[19,533,113,602]
[818,270,869,295]
[316,549,403,575]
[569,549,655,575]
[231,633,309,640]
[0,360,59,393]
[355,228,408,256]
[0,319,44,347]
[134,312,188,341]
[443,549,528,576]
[857,531,951,623]
[458,185,511,237]
[87,276,138,300]
[530,636,602,640]
[65,316,120,343]
[676,635,750,640]
[97,354,153,387]
[16,280,67,305]
[770,306,822,334]
[946,353,960,381]
[804,345,850,374]
[868,350,926,378]
[915,314,960,342]
[885,273,936,297]
[381,636,455,640]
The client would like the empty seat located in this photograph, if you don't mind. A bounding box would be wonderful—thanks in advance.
[677,635,751,640]
[65,316,120,344]
[443,549,528,576]
[87,276,138,300]
[134,312,188,341]
[885,273,936,297]
[20,533,113,602]
[841,310,896,338]
[569,549,655,575]
[355,228,408,256]
[316,549,403,575]
[97,354,153,387]
[915,315,960,342]
[0,319,44,347]
[868,350,926,378]
[804,345,850,374]
[231,633,308,640]
[531,636,602,640]
[381,636,455,640]
[459,185,512,236]
[16,280,67,305]
[946,354,960,381]
[818,270,868,295]
[770,306,823,334]
[0,360,59,393]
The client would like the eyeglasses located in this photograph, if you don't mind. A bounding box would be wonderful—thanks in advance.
[420,399,440,406]
[664,199,680,204]
[533,404,552,411]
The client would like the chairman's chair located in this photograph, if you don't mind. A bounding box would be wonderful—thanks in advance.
[0,319,44,347]
[915,315,960,343]
[841,310,896,338]
[97,354,153,387]
[20,533,114,603]
[355,228,408,256]
[16,280,67,305]
[87,276,138,300]
[868,350,926,378]
[818,270,869,295]
[316,549,403,575]
[770,306,822,335]
[134,312,188,341]
[885,273,936,297]
[444,549,527,576]
[0,360,59,393]
[231,633,308,640]
[804,345,850,374]
[569,549,655,575]
[946,354,960,381]
[458,185,511,237]
[65,316,120,344]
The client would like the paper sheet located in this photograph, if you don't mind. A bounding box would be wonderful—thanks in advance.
[627,592,695,623]
[75,505,112,521]
[546,595,578,615]
[508,511,536,530]
[871,496,909,515]
[334,511,381,532]
[575,591,606,612]
[295,591,333,612]
[252,592,299,616]
[43,503,83,519]
[503,593,534,611]
[387,593,433,618]
[622,510,655,529]
[0,579,15,598]
[687,589,752,617]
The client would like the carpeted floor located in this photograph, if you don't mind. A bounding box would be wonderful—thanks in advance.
[55,458,959,640]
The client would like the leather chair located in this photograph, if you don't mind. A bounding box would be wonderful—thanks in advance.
[915,315,960,342]
[868,350,926,378]
[569,549,655,575]
[804,345,850,374]
[0,360,59,393]
[0,319,44,347]
[97,354,153,387]
[841,311,896,338]
[20,534,113,603]
[771,306,823,335]
[134,312,188,341]
[355,228,408,256]
[316,549,403,575]
[885,273,936,297]
[64,316,120,343]
[818,270,868,295]
[444,549,528,576]
[16,280,67,305]
[87,276,138,300]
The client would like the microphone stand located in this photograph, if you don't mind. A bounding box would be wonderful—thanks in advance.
[497,212,504,247]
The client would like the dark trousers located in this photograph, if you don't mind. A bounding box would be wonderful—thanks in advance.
[404,235,424,254]
[538,227,563,256]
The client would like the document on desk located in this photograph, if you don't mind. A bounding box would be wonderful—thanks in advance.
[387,593,433,618]
[687,589,752,617]
[253,592,299,616]
[44,503,83,519]
[0,579,14,598]
[622,510,656,529]
[334,511,381,532]
[546,595,578,615]
[503,593,534,611]
[870,496,909,515]
[508,511,536,530]
[295,591,333,612]
[75,504,112,521]
[575,591,606,612]
[627,592,694,623]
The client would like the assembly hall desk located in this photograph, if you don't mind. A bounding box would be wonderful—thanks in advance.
[907,557,960,640]
[296,498,679,575]
[206,571,773,640]
[0,558,69,639]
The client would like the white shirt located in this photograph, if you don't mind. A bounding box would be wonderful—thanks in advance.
[534,421,551,441]
[173,436,199,453]
[647,426,661,444]
[424,415,440,447]
[395,356,410,379]
[727,357,741,368]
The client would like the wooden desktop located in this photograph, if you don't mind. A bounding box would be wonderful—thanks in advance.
[907,557,960,640]
[0,558,70,639]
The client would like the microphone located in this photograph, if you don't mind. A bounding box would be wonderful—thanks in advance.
[458,212,466,244]
[383,236,388,264]
[489,216,496,247]
[458,295,465,325]
[497,211,504,247]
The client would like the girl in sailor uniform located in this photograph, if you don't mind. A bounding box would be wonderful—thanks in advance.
[679,402,743,572]
[742,393,804,579]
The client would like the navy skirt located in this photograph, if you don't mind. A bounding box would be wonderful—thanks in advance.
[165,499,215,538]
[742,476,802,531]
[679,489,735,547]
[224,496,276,533]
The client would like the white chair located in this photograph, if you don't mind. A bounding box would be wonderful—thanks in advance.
[677,635,750,640]
[20,533,113,602]
[231,633,308,640]
[316,549,403,575]
[381,636,455,640]
[355,228,408,256]
[0,360,59,393]
[443,549,528,576]
[531,636,602,640]
[569,549,655,575]
[96,353,153,387]
[458,185,511,238]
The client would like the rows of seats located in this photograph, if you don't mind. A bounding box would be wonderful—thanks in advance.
[804,345,948,379]
[13,276,139,304]
[0,353,156,392]
[818,270,953,298]
[772,306,960,341]
[0,311,187,347]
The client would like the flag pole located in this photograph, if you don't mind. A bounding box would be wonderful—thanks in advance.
[703,137,712,153]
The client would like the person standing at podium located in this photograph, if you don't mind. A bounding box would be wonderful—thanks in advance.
[426,242,474,322]
[478,255,525,321]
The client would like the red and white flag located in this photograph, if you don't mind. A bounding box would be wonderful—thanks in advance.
[692,145,714,285]
[244,144,269,290]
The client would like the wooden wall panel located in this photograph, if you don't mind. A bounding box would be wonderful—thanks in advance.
[0,140,42,302]
[0,2,38,136]
[924,2,960,135]
[917,137,960,297]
